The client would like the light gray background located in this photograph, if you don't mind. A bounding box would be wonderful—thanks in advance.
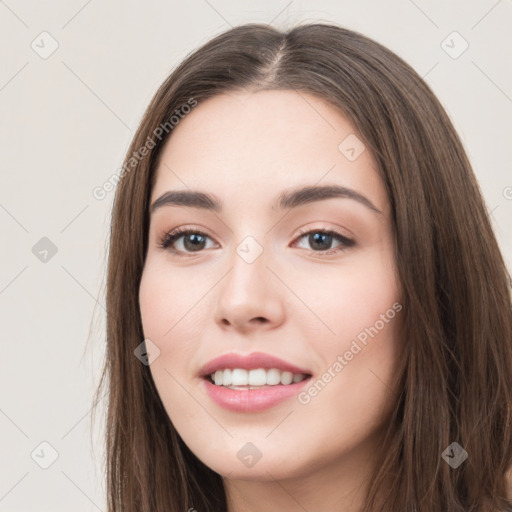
[1,1,511,510]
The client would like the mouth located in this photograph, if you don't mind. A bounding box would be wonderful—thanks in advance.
[198,352,314,411]
[203,368,313,390]
[198,351,313,382]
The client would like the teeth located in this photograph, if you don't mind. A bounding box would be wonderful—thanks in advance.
[210,368,308,387]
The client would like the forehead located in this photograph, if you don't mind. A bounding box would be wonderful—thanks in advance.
[151,90,386,212]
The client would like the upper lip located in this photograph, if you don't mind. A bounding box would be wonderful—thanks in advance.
[198,352,312,377]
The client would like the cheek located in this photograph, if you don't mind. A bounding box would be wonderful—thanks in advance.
[139,265,203,423]
[139,264,190,380]
[338,271,399,343]
[139,259,204,340]
[139,264,168,332]
[291,250,400,346]
[139,266,170,347]
[138,260,209,383]
[298,250,402,409]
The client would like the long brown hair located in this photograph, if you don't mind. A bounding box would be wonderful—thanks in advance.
[93,22,512,511]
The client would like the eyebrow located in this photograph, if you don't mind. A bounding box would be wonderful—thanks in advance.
[150,184,382,215]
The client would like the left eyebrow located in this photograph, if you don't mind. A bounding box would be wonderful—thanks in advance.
[150,184,382,215]
[275,184,381,214]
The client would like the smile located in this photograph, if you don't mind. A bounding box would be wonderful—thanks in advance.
[209,368,309,387]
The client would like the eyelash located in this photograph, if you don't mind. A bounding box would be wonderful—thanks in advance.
[157,226,355,257]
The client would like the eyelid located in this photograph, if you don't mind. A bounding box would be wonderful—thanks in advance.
[294,224,354,242]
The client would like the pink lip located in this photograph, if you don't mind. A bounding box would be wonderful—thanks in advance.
[198,351,312,377]
[200,377,311,413]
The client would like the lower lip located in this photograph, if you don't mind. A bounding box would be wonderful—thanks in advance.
[200,376,312,412]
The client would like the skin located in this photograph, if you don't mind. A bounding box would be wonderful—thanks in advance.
[139,90,403,512]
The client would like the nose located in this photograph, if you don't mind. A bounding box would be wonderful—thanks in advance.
[214,248,285,333]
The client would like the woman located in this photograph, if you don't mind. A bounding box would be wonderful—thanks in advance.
[94,22,512,511]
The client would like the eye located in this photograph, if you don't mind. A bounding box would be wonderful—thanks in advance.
[157,227,216,255]
[157,226,355,257]
[292,228,355,256]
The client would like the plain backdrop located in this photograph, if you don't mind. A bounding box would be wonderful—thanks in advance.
[1,1,511,510]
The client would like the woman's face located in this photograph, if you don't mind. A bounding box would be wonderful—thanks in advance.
[139,90,402,484]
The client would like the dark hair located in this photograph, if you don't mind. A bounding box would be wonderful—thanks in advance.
[93,22,512,511]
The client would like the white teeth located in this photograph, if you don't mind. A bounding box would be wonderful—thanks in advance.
[248,368,266,386]
[292,373,304,383]
[231,368,249,386]
[267,368,281,385]
[209,368,308,387]
[223,368,232,386]
[280,371,293,385]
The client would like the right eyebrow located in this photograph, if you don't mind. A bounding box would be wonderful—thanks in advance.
[151,190,221,213]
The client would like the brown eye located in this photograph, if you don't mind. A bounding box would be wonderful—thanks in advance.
[159,229,215,254]
[294,229,354,255]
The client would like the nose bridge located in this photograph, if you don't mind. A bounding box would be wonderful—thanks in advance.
[225,210,271,280]
[225,233,270,297]
[214,230,284,330]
